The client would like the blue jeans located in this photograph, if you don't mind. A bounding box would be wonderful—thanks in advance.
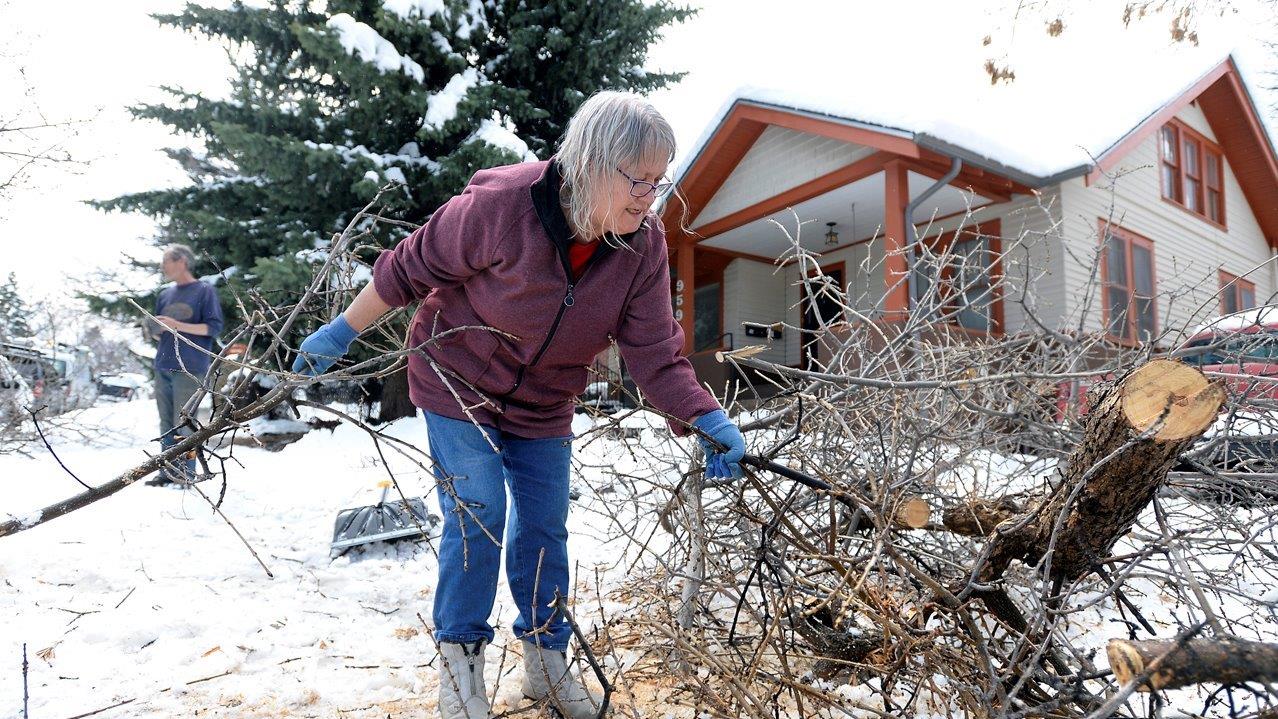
[424,411,575,650]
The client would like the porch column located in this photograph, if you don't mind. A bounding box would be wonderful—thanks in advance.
[882,160,911,320]
[676,238,696,355]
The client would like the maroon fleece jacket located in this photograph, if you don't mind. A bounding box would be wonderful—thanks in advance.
[371,159,721,438]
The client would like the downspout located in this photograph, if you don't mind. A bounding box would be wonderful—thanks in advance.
[904,156,964,313]
[1271,246,1277,303]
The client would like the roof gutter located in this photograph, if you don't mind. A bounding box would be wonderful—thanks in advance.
[913,132,1091,189]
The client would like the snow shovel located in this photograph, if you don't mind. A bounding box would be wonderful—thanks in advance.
[330,480,439,554]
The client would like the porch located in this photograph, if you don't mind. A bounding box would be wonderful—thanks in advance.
[660,102,1030,390]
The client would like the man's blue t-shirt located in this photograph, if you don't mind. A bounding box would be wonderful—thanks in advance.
[154,281,224,375]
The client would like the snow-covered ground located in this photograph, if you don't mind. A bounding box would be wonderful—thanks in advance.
[4,398,1277,718]
[0,399,662,718]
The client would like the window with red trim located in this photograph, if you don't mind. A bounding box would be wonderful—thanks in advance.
[911,224,1002,334]
[1102,224,1157,343]
[1159,120,1225,225]
[1220,270,1257,315]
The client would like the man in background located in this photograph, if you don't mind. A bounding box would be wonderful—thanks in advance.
[146,244,223,486]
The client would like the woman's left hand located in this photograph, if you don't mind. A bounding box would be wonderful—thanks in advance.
[692,409,745,480]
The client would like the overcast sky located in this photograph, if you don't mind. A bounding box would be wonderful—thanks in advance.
[2,0,1274,303]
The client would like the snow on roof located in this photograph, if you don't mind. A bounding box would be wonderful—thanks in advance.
[667,3,1277,187]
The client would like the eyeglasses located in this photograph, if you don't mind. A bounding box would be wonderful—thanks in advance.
[617,168,674,198]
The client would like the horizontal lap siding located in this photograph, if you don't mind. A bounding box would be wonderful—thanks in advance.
[900,190,1067,334]
[1059,102,1272,343]
[693,125,875,228]
[723,193,1065,367]
[724,258,789,365]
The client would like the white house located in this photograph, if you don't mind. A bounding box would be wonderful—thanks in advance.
[658,56,1278,385]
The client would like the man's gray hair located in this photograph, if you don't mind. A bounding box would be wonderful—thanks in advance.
[557,91,676,243]
[164,243,196,270]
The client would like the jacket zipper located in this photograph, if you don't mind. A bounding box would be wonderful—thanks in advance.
[500,244,603,403]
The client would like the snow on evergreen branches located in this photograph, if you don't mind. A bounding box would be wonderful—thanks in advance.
[423,68,480,130]
[325,13,425,83]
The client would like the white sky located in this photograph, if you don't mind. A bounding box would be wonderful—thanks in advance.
[1,0,1275,301]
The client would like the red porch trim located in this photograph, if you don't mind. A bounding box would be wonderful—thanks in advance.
[903,158,1020,203]
[1086,60,1230,186]
[688,151,894,241]
[882,160,911,319]
[676,239,695,355]
[661,100,925,244]
[916,219,1006,336]
[1085,57,1278,248]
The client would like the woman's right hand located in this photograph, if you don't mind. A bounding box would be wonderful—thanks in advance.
[292,315,358,376]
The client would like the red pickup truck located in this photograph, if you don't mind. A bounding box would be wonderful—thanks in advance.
[1057,307,1278,420]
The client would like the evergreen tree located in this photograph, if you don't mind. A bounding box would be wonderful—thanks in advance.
[0,272,34,341]
[90,0,693,329]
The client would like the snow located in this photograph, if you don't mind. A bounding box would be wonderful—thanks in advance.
[247,416,310,436]
[0,400,656,717]
[382,166,408,185]
[326,13,425,83]
[98,372,148,390]
[305,140,441,175]
[1189,304,1278,337]
[664,2,1278,185]
[423,68,480,131]
[453,0,487,37]
[468,116,538,162]
[5,395,1274,716]
[198,265,238,286]
[381,0,446,22]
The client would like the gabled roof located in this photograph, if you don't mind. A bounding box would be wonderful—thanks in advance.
[669,55,1278,247]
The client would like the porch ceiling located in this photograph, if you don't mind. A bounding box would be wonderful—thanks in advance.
[698,171,995,260]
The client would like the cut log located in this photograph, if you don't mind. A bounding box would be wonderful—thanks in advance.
[982,359,1225,582]
[942,496,1024,536]
[894,497,932,529]
[1107,638,1278,691]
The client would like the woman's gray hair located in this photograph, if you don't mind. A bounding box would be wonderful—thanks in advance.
[163,243,196,270]
[557,91,676,243]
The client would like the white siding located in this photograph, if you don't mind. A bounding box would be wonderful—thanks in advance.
[723,257,788,365]
[894,189,1068,334]
[1058,101,1273,342]
[692,126,875,228]
[719,191,1067,367]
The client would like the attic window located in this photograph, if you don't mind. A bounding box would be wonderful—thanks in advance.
[1160,119,1226,227]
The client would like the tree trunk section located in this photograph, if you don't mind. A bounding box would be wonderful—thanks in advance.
[982,359,1224,582]
[1108,638,1278,691]
[942,496,1024,536]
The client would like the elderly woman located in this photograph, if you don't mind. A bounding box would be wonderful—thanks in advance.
[294,91,744,719]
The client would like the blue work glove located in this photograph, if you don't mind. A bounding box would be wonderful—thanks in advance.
[692,409,745,480]
[291,315,358,375]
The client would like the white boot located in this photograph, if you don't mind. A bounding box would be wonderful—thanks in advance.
[521,640,603,718]
[438,640,490,719]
